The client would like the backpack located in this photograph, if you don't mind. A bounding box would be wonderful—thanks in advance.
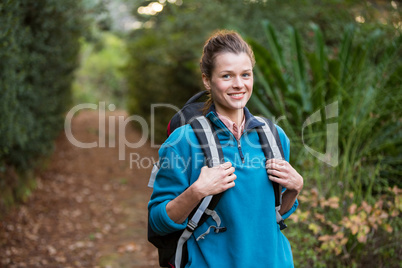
[148,91,287,268]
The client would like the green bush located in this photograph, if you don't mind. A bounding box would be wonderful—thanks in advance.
[126,0,367,143]
[288,187,401,267]
[72,32,128,108]
[0,0,88,214]
[249,21,401,195]
[249,22,401,266]
[124,1,401,265]
[126,0,399,144]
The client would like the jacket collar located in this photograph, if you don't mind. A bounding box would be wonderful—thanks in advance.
[205,104,265,131]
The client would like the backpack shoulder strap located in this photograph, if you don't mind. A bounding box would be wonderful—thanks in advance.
[254,116,285,159]
[148,112,224,267]
[254,116,287,230]
[190,115,224,167]
[175,116,225,268]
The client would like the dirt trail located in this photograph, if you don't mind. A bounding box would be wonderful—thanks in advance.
[0,110,160,267]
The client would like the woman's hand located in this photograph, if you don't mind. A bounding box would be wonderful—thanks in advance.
[192,162,236,199]
[166,162,235,224]
[266,159,303,194]
[266,159,303,215]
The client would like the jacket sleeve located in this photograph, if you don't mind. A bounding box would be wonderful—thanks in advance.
[148,128,193,235]
[275,125,299,220]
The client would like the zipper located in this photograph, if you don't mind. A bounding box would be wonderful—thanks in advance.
[212,114,249,164]
[237,139,245,163]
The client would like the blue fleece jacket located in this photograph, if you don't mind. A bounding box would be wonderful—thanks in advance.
[148,108,298,267]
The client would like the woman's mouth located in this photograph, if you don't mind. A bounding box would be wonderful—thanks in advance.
[228,92,245,99]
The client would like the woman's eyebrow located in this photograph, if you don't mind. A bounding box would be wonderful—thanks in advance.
[219,68,252,73]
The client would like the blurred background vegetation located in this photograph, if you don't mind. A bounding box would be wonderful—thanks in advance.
[1,0,401,267]
[1,0,89,212]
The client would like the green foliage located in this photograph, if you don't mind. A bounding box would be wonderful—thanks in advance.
[249,21,402,195]
[124,1,401,264]
[126,0,382,143]
[250,21,401,266]
[0,0,88,214]
[126,1,226,143]
[73,32,128,108]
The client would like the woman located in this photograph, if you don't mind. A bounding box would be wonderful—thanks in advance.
[148,30,303,267]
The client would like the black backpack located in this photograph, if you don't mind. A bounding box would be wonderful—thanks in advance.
[148,91,287,268]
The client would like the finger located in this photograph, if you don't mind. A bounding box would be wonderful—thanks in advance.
[221,173,236,185]
[267,169,286,178]
[223,167,236,178]
[225,180,236,189]
[268,173,288,186]
[265,164,286,171]
[266,161,286,171]
[220,162,232,169]
[266,158,287,166]
[226,173,237,181]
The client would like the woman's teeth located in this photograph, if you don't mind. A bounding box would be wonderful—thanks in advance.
[229,93,244,97]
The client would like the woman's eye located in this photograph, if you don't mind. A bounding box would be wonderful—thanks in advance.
[243,73,251,78]
[222,74,231,79]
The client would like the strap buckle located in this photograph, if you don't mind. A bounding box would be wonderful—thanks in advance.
[278,219,287,230]
[213,226,227,233]
[275,206,287,230]
[186,220,197,232]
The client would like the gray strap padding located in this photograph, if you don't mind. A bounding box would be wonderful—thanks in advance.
[196,225,217,241]
[204,208,221,226]
[148,162,160,188]
[196,209,222,241]
[175,229,192,268]
[174,197,214,267]
[194,116,221,166]
[254,116,285,225]
[255,116,284,160]
[275,206,283,223]
[190,195,213,227]
[174,116,221,268]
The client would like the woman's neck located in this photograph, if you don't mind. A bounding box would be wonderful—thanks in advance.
[215,108,244,127]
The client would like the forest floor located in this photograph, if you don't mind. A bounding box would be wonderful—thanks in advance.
[0,110,160,267]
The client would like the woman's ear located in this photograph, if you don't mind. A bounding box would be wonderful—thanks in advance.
[202,73,211,91]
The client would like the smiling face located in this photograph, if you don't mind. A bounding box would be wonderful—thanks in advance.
[202,52,253,124]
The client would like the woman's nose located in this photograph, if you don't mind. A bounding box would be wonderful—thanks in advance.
[233,76,244,88]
